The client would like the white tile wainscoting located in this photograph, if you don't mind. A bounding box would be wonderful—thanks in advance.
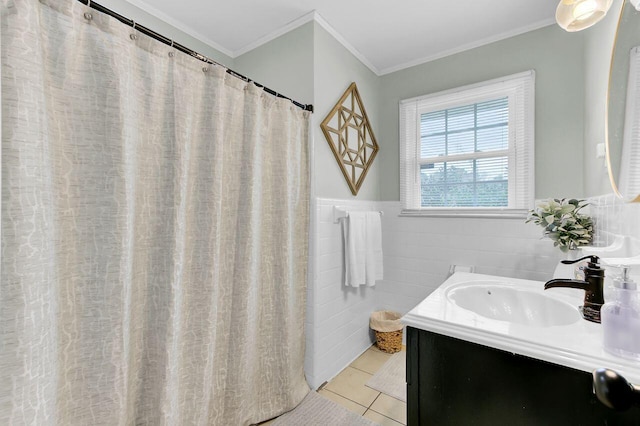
[305,194,639,390]
[305,197,564,389]
[305,198,383,390]
[375,202,564,318]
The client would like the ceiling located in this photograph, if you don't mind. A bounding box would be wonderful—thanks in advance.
[125,0,560,75]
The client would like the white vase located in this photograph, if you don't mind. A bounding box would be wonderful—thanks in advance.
[552,249,583,279]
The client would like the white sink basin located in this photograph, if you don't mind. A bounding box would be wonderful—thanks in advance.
[446,282,581,327]
[403,272,640,387]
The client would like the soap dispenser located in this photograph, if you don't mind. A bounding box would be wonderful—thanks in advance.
[601,266,640,360]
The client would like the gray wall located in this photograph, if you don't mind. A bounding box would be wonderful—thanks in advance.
[583,0,622,197]
[583,0,640,197]
[234,22,382,200]
[234,23,315,106]
[378,24,586,201]
[93,2,614,202]
[312,23,381,201]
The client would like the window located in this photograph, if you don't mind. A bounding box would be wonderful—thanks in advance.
[400,71,535,216]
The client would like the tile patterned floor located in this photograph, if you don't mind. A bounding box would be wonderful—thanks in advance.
[259,345,406,425]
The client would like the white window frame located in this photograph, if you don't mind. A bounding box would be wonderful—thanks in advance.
[399,71,535,218]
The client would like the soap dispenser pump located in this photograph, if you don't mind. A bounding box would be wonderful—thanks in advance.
[601,266,640,360]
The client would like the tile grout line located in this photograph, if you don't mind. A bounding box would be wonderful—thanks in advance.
[363,408,406,425]
[360,361,407,425]
[367,392,382,409]
[326,346,406,424]
[349,364,381,375]
[318,388,406,425]
[365,392,410,424]
[318,388,369,413]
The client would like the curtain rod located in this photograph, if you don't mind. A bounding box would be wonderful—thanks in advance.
[77,0,314,113]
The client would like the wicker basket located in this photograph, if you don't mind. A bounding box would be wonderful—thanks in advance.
[373,329,403,353]
[370,310,403,354]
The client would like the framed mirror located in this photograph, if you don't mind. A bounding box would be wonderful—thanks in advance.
[606,0,640,202]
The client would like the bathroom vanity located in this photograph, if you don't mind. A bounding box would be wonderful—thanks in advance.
[402,273,640,426]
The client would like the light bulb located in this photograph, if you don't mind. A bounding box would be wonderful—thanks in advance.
[573,0,598,21]
[556,0,613,32]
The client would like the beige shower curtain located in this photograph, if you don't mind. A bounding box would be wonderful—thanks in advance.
[0,1,310,424]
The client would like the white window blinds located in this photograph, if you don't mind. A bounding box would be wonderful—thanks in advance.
[399,71,535,212]
[619,46,640,197]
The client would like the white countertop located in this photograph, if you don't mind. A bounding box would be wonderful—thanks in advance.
[402,272,640,385]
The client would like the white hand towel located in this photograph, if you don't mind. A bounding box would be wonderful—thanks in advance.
[344,212,367,286]
[365,211,383,286]
[343,211,383,287]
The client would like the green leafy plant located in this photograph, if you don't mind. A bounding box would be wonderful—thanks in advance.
[526,198,593,253]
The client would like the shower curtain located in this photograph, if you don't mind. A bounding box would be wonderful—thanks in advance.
[1,1,310,425]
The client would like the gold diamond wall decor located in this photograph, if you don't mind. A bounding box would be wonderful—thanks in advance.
[320,82,379,195]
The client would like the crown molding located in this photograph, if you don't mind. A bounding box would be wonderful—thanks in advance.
[234,14,556,77]
[233,10,317,57]
[378,17,557,75]
[122,0,234,58]
[233,11,381,75]
[115,2,558,78]
[310,12,381,75]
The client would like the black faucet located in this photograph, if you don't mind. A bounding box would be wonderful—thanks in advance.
[544,255,605,323]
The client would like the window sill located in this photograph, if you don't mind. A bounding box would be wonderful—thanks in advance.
[399,208,529,219]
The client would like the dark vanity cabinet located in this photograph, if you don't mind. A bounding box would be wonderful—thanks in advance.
[406,326,640,425]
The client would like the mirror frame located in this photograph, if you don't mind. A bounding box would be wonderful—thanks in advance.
[605,0,640,203]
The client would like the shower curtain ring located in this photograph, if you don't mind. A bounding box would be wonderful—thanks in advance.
[84,0,92,20]
[169,40,175,57]
[130,21,138,40]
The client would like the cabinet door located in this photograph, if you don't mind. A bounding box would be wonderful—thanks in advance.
[406,327,640,426]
